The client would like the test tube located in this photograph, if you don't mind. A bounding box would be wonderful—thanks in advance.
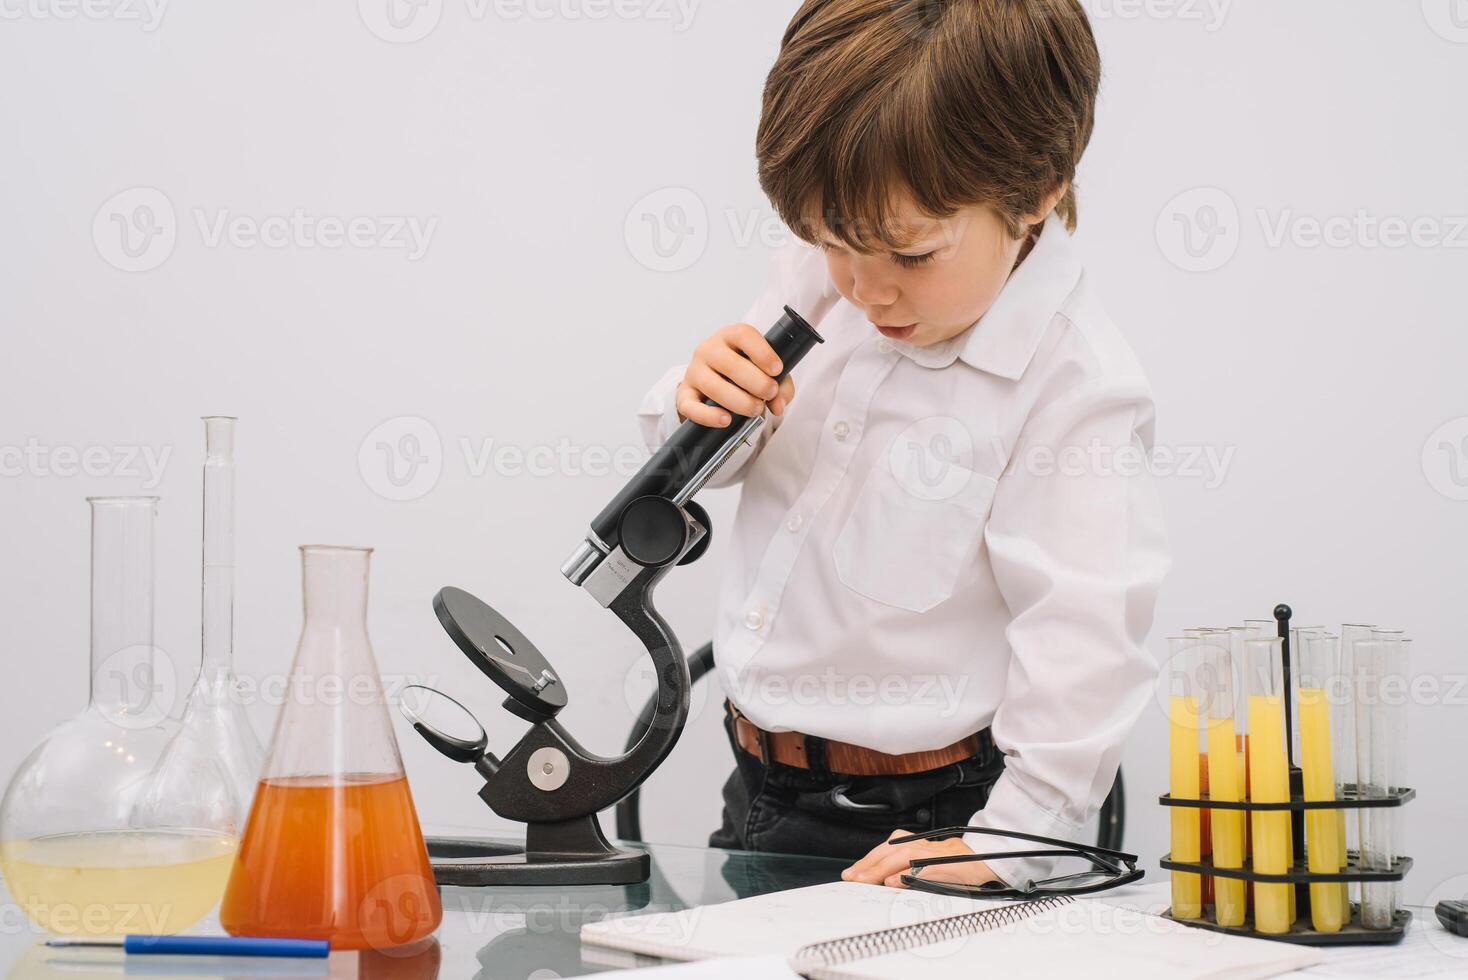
[1355,632,1409,930]
[1200,640,1247,927]
[1337,623,1376,918]
[1242,619,1275,637]
[1244,636,1293,934]
[1289,626,1327,764]
[1298,632,1344,932]
[1166,636,1204,920]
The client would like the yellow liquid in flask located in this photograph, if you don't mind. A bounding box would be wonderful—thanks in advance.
[0,829,237,936]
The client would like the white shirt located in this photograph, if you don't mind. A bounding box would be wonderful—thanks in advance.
[637,214,1169,886]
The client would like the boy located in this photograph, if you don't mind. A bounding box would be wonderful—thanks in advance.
[637,0,1167,891]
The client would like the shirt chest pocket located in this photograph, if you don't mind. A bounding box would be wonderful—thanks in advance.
[832,462,999,614]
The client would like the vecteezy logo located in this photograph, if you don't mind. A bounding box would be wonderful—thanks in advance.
[93,187,177,272]
[1422,416,1468,501]
[358,0,442,43]
[624,187,708,273]
[887,416,974,502]
[358,416,443,501]
[96,644,179,729]
[1423,0,1468,42]
[1155,186,1240,273]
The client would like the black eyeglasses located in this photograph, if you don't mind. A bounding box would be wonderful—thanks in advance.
[890,826,1143,900]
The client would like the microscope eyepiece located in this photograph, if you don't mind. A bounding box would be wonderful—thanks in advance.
[563,306,823,586]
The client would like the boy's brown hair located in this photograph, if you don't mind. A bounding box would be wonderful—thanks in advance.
[757,0,1101,251]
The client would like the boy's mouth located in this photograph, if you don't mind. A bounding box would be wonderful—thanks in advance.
[874,323,917,341]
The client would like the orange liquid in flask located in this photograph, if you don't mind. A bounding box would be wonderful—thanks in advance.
[220,773,441,950]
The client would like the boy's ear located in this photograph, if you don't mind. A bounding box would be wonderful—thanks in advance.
[1022,182,1070,227]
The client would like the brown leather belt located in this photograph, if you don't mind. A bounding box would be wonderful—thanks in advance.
[728,702,981,777]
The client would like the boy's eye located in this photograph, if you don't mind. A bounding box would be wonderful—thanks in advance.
[891,251,936,268]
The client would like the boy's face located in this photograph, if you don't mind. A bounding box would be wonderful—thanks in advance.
[813,198,1040,348]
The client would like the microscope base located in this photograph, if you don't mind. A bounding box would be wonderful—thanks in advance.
[425,818,651,886]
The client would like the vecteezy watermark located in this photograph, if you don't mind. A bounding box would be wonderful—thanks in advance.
[1422,416,1468,501]
[358,416,445,502]
[1422,0,1468,43]
[194,209,436,259]
[358,0,443,43]
[1257,209,1468,251]
[356,875,440,951]
[93,644,180,730]
[889,416,978,503]
[1082,0,1233,32]
[358,415,651,502]
[0,0,168,31]
[92,187,438,272]
[624,187,827,273]
[1157,186,1468,272]
[0,439,171,487]
[720,665,972,718]
[93,187,177,272]
[358,0,701,44]
[623,650,714,727]
[1155,187,1241,273]
[1005,438,1236,490]
[625,187,709,273]
[1,898,176,937]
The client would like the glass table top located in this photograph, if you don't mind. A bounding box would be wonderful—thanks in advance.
[0,840,850,980]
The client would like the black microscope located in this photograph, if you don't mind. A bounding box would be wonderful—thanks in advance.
[406,306,822,886]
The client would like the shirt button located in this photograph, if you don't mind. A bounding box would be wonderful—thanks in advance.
[786,514,803,533]
[833,420,850,441]
[744,610,764,631]
[877,340,894,354]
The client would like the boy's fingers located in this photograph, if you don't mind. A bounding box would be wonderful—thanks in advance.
[676,384,730,427]
[847,850,917,885]
[689,363,765,418]
[729,323,784,377]
[709,344,780,401]
[843,830,915,880]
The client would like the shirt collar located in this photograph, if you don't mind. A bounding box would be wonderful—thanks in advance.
[884,212,1082,380]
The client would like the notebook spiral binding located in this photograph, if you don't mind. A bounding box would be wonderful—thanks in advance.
[795,894,1075,967]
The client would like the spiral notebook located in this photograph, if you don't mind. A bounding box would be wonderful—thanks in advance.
[580,882,1323,980]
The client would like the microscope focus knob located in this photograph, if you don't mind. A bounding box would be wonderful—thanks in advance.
[619,495,689,568]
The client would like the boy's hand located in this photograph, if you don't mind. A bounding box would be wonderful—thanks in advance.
[842,830,1000,889]
[676,323,796,428]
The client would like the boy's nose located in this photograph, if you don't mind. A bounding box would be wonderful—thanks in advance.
[850,272,898,309]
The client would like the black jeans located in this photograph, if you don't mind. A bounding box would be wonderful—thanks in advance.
[708,704,1006,861]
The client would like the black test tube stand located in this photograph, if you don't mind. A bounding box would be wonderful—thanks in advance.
[1158,604,1415,946]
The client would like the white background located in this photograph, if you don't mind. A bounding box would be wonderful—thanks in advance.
[2,0,1465,910]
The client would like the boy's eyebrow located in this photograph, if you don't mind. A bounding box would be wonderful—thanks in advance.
[809,227,943,253]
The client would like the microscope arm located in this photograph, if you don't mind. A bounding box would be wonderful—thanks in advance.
[482,555,690,825]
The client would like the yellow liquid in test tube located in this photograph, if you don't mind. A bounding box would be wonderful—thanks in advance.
[0,830,237,936]
[1299,688,1344,932]
[1169,695,1202,919]
[1206,717,1248,926]
[1247,694,1294,934]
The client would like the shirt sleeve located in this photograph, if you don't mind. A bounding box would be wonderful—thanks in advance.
[964,376,1169,890]
[634,238,828,489]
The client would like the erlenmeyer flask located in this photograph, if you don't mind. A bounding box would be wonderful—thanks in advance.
[132,417,264,834]
[219,545,441,950]
[0,497,239,937]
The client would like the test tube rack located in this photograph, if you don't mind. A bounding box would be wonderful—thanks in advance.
[1157,604,1416,946]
